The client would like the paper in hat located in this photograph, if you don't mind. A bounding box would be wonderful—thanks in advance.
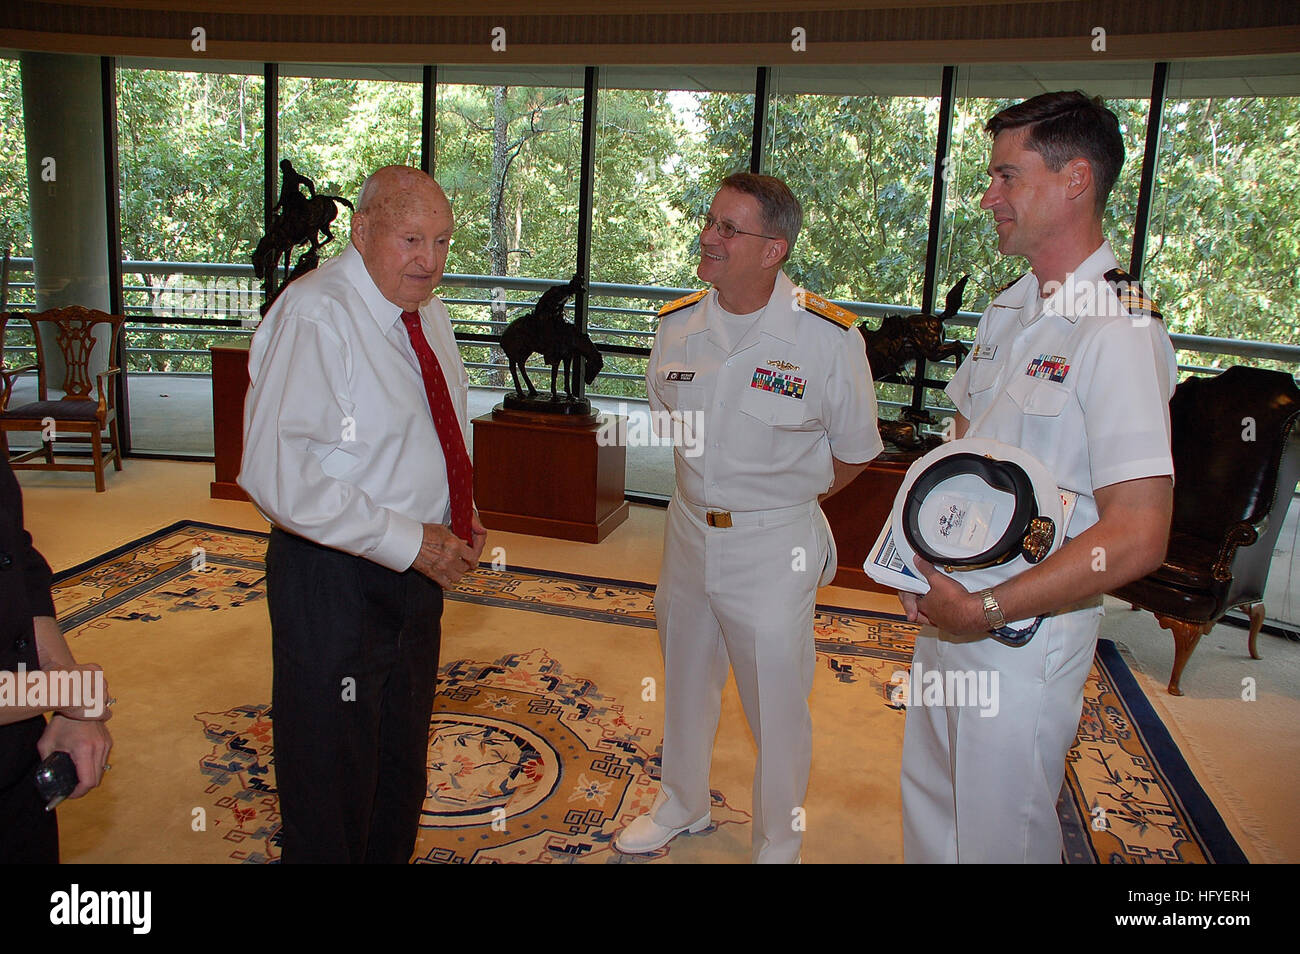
[864,437,1075,642]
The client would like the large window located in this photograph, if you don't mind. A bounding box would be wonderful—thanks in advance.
[0,57,35,448]
[434,67,585,399]
[278,66,423,243]
[937,63,1152,315]
[4,53,1294,474]
[0,58,32,302]
[767,66,942,307]
[591,67,755,495]
[116,63,266,454]
[1144,58,1300,372]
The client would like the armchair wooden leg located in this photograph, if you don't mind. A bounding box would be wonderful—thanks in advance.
[109,419,123,471]
[1247,603,1265,661]
[1155,615,1212,696]
[91,428,105,492]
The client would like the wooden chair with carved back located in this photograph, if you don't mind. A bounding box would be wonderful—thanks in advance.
[0,306,126,492]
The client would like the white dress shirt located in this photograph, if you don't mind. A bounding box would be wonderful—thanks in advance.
[239,242,470,572]
[946,240,1178,534]
[646,269,883,511]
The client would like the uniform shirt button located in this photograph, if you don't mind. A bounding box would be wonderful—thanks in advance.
[726,360,732,366]
[15,637,28,650]
[0,551,12,570]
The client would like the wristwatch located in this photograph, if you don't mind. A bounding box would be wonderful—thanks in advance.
[980,589,1006,631]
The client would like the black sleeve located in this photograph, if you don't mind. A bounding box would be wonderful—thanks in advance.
[1,455,55,618]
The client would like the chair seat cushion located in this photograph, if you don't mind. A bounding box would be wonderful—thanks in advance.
[1112,578,1221,623]
[1147,530,1223,590]
[0,399,101,422]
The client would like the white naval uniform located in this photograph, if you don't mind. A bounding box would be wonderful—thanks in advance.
[646,269,882,864]
[901,241,1178,863]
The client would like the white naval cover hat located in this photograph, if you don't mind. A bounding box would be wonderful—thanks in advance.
[890,437,1065,598]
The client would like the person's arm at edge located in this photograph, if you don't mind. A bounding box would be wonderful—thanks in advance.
[35,615,112,797]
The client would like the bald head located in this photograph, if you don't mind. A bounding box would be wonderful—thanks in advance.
[351,165,454,311]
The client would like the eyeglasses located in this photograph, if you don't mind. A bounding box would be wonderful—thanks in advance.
[698,214,780,241]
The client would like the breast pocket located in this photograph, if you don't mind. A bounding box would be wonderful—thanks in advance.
[967,358,1002,399]
[1006,374,1071,417]
[738,385,812,428]
[658,378,705,414]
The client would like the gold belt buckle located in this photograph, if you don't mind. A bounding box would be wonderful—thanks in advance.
[706,510,733,528]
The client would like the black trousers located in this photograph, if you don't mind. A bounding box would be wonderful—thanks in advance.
[0,716,59,863]
[266,529,443,864]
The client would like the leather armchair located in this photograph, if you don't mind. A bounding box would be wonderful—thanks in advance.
[1111,365,1300,695]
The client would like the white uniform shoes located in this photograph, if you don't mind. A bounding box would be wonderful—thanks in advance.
[613,811,712,854]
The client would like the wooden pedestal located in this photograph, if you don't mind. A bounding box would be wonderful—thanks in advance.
[472,407,630,543]
[210,342,251,501]
[821,452,912,592]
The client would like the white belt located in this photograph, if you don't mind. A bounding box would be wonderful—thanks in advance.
[675,495,816,529]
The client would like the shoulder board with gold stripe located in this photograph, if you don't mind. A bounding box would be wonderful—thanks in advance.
[1104,268,1164,322]
[657,289,708,318]
[795,288,857,330]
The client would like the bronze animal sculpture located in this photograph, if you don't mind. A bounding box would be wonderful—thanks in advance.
[860,276,970,452]
[500,274,604,402]
[861,275,969,382]
[252,159,354,315]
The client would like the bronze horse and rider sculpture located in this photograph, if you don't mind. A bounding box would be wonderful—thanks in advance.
[252,159,353,315]
[859,275,970,452]
[499,273,604,414]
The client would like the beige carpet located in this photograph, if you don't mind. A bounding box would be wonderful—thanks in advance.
[15,460,1297,862]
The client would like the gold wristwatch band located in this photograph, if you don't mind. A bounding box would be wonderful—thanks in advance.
[980,588,1006,630]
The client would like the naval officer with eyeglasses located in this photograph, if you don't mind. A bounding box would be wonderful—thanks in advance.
[615,172,882,864]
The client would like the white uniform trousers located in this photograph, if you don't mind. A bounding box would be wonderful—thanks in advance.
[652,495,831,864]
[900,601,1103,863]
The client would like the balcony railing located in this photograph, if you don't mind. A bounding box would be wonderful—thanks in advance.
[3,257,1298,420]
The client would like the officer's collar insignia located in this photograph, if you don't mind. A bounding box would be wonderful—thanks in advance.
[658,288,708,318]
[1104,268,1164,322]
[794,288,857,329]
[768,359,798,372]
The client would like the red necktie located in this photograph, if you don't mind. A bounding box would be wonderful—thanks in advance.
[400,310,474,543]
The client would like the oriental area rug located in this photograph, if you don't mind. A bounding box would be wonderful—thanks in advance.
[49,521,1246,865]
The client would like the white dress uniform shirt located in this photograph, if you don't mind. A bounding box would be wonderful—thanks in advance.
[239,242,469,573]
[647,269,883,509]
[946,241,1178,531]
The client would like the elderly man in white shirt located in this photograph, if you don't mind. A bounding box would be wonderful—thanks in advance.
[240,165,486,863]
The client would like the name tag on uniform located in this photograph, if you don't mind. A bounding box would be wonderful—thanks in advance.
[971,343,998,361]
[665,370,695,382]
[751,366,806,399]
